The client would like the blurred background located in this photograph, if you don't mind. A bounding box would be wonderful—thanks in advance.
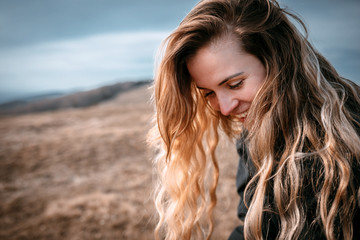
[0,1,359,239]
[0,0,359,103]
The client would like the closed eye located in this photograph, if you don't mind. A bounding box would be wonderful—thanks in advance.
[228,80,243,89]
[204,91,214,97]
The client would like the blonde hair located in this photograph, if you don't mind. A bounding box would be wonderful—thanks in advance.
[149,0,360,239]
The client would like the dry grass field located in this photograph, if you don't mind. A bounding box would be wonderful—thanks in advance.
[0,84,241,240]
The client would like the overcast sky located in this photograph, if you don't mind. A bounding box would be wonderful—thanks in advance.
[0,0,359,102]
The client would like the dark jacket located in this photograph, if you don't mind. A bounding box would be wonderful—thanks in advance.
[228,131,360,240]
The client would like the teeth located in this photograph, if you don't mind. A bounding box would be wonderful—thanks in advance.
[237,111,248,118]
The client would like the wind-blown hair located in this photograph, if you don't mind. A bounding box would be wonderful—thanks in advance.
[149,0,360,239]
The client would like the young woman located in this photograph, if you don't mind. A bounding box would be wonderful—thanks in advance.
[149,0,360,239]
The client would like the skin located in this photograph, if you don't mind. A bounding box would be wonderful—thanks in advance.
[186,34,266,123]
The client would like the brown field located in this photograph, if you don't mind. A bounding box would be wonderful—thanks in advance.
[0,85,241,240]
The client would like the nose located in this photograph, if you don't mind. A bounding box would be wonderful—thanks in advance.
[210,93,239,116]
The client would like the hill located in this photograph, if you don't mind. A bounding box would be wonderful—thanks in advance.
[0,80,150,115]
[0,84,240,239]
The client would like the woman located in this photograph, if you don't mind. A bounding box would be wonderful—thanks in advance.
[149,0,360,239]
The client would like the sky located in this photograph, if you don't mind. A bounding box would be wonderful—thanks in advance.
[0,0,359,103]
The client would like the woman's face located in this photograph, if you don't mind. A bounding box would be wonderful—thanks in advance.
[186,34,266,123]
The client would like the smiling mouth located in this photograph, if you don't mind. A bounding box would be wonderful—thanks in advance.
[233,111,248,122]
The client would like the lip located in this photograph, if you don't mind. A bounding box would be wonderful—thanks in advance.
[232,111,248,123]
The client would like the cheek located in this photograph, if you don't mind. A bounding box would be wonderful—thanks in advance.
[208,97,219,111]
[248,89,259,102]
[247,77,265,101]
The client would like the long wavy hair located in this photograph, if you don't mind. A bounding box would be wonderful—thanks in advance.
[149,0,360,239]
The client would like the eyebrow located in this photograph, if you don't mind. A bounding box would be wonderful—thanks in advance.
[218,72,244,86]
[196,71,244,89]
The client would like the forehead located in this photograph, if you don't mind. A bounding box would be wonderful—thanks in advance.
[187,33,241,64]
[186,34,245,84]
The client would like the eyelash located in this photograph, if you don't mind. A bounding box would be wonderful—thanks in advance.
[204,91,214,98]
[203,80,244,98]
[229,80,243,89]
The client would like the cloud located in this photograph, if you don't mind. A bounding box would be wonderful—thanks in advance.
[0,31,169,93]
[0,0,197,48]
